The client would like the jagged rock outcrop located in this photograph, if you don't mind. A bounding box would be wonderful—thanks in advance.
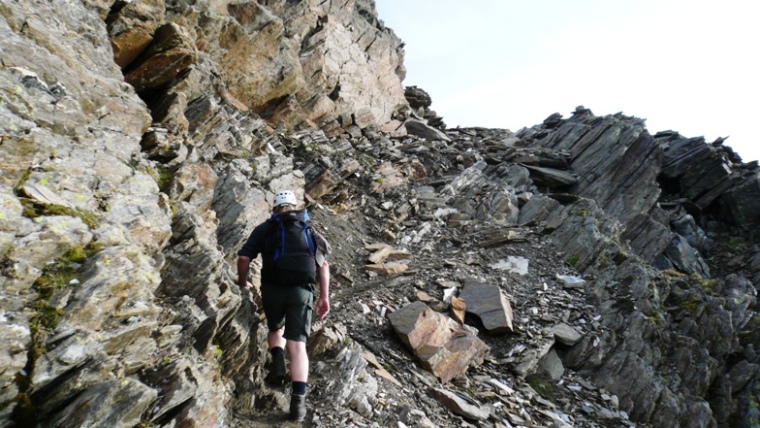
[128,0,408,133]
[2,1,760,428]
[513,108,760,427]
[404,85,446,129]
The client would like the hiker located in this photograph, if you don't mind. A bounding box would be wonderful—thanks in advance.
[237,189,331,422]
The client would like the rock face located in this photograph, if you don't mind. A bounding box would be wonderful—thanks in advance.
[172,0,407,131]
[1,1,760,428]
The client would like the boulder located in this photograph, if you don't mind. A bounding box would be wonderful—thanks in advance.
[388,301,489,383]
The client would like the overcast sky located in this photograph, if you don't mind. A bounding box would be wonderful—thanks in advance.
[376,0,759,163]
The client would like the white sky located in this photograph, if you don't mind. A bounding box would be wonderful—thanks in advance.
[376,0,760,163]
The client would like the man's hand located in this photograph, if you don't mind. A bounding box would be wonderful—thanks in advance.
[243,281,253,290]
[316,295,330,320]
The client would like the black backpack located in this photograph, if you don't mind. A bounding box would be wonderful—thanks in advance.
[263,209,318,286]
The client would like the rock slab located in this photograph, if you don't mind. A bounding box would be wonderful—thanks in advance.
[460,279,514,334]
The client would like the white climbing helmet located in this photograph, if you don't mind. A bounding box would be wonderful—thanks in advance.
[273,190,297,208]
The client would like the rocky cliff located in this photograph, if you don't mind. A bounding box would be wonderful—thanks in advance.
[1,1,759,427]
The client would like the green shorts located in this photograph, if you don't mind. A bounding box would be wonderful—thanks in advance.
[261,283,313,343]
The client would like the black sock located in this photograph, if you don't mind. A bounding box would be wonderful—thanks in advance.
[292,381,307,395]
[270,347,284,359]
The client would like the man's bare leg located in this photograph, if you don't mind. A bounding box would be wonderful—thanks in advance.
[286,339,309,382]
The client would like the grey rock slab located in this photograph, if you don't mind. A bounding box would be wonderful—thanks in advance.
[460,279,514,334]
[728,360,756,394]
[722,176,760,231]
[662,234,711,277]
[104,172,172,255]
[330,343,379,418]
[404,119,451,142]
[553,323,583,346]
[556,275,586,289]
[518,193,561,225]
[12,215,93,269]
[171,163,219,211]
[430,387,490,421]
[20,184,72,207]
[211,159,270,259]
[477,230,527,248]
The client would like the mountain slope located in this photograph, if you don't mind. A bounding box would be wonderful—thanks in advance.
[1,1,758,427]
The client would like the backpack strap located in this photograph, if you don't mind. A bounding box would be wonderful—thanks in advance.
[274,221,286,261]
[264,215,283,261]
[302,222,316,256]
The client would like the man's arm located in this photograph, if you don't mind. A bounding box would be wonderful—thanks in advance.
[238,224,266,289]
[237,255,251,289]
[315,260,330,320]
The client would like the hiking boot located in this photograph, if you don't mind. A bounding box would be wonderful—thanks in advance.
[271,351,287,381]
[289,393,306,421]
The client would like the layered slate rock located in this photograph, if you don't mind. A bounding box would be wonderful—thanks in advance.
[521,107,664,227]
[442,161,522,225]
[388,301,489,383]
[0,309,30,422]
[657,130,760,231]
[44,379,157,428]
[459,279,514,334]
[721,174,760,231]
[510,108,760,427]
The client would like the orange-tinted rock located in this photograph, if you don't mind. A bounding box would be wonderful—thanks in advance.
[124,23,198,93]
[388,302,489,383]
